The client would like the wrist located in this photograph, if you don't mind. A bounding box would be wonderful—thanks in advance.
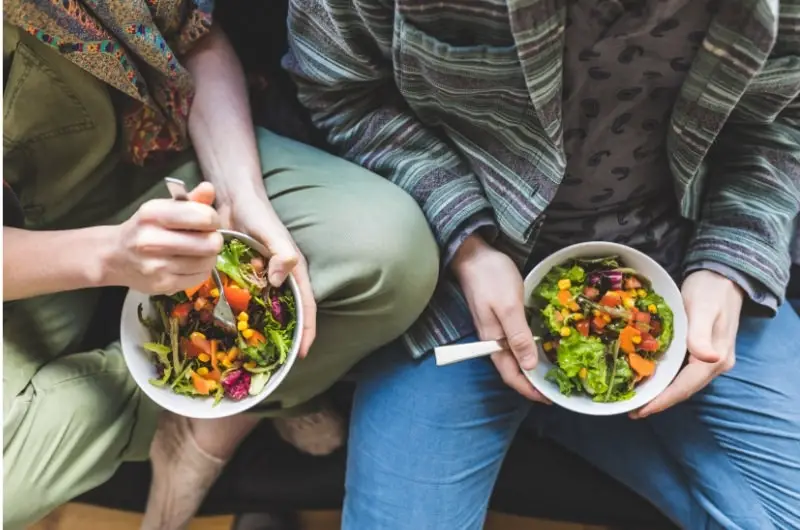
[92,225,123,288]
[450,233,491,277]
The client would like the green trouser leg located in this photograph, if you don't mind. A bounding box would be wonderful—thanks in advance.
[3,128,439,529]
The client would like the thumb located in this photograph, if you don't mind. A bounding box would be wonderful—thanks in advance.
[266,238,299,287]
[685,299,722,364]
[187,182,216,206]
[497,306,538,371]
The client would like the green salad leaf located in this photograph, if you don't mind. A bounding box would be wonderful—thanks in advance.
[541,304,564,335]
[216,239,250,289]
[534,264,586,305]
[637,292,673,352]
[556,333,605,378]
[545,367,580,396]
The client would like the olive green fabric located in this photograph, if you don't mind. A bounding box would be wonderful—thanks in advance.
[3,30,439,529]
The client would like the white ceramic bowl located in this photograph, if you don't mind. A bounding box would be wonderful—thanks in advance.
[120,229,303,419]
[522,241,687,416]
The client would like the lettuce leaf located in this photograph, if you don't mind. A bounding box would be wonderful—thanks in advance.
[533,264,586,305]
[637,292,673,352]
[216,239,250,289]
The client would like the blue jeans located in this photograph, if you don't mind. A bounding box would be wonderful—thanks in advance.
[343,304,800,530]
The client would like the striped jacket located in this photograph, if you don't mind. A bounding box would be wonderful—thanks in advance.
[284,0,800,357]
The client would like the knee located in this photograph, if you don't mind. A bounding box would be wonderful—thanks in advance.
[327,180,439,331]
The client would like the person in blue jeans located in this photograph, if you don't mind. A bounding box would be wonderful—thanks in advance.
[284,0,800,528]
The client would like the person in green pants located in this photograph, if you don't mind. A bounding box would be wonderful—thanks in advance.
[2,3,438,529]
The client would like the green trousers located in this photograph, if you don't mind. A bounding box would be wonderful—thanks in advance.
[3,28,439,530]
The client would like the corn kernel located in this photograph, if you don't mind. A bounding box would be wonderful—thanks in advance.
[190,331,206,341]
[560,308,570,318]
[242,328,254,339]
[602,313,612,323]
[543,341,554,352]
[244,361,257,370]
[623,297,635,309]
[221,360,232,369]
[559,327,571,337]
[627,289,638,298]
[648,304,657,314]
[572,313,584,321]
[237,312,249,322]
[557,279,572,290]
[579,367,588,379]
[592,309,601,317]
[209,288,220,298]
[196,367,209,376]
[216,352,227,360]
[207,380,218,390]
[637,289,648,298]
[631,335,642,345]
[198,353,210,363]
[237,320,248,331]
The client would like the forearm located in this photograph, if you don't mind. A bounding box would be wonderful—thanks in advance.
[3,226,114,301]
[685,115,800,302]
[184,25,266,207]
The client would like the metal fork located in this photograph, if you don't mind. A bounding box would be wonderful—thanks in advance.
[164,177,238,333]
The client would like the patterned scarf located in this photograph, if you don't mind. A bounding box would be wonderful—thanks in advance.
[4,0,214,165]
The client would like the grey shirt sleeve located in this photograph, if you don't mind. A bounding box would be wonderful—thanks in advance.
[684,260,778,315]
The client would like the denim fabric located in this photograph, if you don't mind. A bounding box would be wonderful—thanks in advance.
[345,304,800,529]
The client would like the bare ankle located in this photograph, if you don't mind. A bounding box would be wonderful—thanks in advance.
[189,415,260,459]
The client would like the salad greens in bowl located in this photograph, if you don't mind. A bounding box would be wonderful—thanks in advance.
[522,242,687,416]
[120,230,303,419]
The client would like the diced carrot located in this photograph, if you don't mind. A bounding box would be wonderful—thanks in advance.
[171,303,192,327]
[628,352,656,377]
[186,276,215,299]
[619,325,641,355]
[246,329,267,347]
[181,337,202,359]
[189,332,212,355]
[576,320,590,337]
[591,316,607,333]
[557,289,572,307]
[224,285,251,315]
[207,340,221,381]
[191,371,214,395]
[600,292,621,307]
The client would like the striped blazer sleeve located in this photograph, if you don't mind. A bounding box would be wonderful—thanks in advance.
[684,11,800,303]
[686,95,800,302]
[283,0,496,263]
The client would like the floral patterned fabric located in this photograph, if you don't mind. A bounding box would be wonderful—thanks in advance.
[4,0,215,164]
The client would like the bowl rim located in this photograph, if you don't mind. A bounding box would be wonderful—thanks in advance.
[119,228,304,419]
[521,241,688,416]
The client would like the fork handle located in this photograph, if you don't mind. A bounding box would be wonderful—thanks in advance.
[434,340,505,366]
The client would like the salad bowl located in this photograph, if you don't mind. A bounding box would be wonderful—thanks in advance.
[120,229,303,419]
[522,241,688,416]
